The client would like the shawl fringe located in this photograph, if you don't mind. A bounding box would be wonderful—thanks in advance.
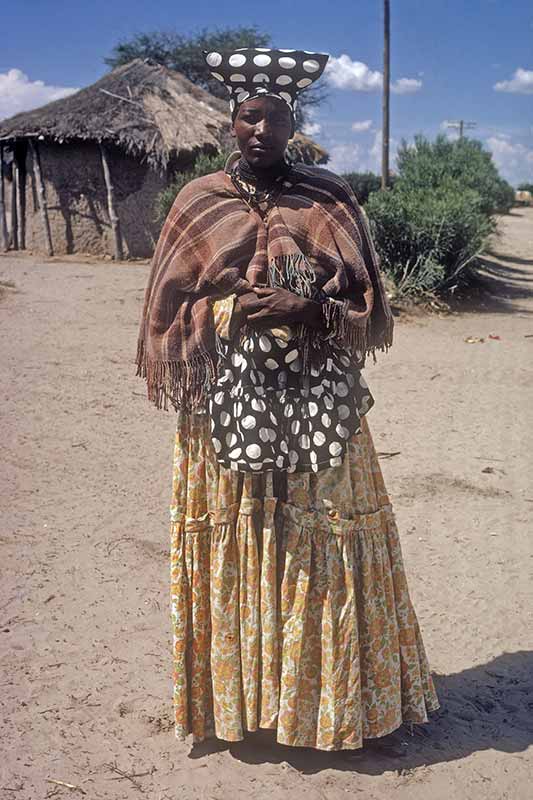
[320,298,394,362]
[136,337,217,412]
[268,253,316,298]
[266,254,393,371]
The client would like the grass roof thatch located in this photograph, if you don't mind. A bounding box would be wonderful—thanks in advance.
[0,59,230,168]
[0,58,328,168]
[287,132,328,165]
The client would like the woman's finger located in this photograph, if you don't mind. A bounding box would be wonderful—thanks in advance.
[239,296,264,314]
[247,309,280,323]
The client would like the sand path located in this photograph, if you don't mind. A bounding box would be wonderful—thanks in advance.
[1,208,532,799]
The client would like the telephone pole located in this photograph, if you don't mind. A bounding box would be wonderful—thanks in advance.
[446,120,477,139]
[381,0,390,189]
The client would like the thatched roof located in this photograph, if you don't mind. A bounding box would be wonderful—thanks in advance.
[287,132,328,165]
[0,58,328,168]
[0,59,230,168]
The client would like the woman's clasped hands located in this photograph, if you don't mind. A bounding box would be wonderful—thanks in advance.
[235,286,322,330]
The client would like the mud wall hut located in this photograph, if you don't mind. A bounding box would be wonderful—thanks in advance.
[0,60,231,258]
[0,59,328,259]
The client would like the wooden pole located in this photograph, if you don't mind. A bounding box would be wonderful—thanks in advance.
[0,145,9,251]
[98,142,123,261]
[10,157,18,250]
[16,150,26,250]
[29,139,54,256]
[381,0,391,190]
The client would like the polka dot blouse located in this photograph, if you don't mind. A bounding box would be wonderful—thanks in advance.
[209,325,374,475]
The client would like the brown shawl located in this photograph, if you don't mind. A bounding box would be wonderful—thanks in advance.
[136,162,393,410]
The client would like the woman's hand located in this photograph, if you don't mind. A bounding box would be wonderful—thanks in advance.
[236,287,323,330]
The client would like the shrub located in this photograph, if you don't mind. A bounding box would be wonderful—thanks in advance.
[155,152,229,222]
[366,183,494,295]
[395,135,515,215]
[341,171,382,205]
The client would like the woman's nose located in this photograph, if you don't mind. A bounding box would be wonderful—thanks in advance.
[255,119,272,138]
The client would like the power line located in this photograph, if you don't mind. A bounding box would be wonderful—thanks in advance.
[446,120,477,139]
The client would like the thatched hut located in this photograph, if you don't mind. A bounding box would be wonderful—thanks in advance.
[0,59,328,259]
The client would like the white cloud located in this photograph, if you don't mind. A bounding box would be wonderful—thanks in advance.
[302,121,322,137]
[369,130,383,167]
[440,120,458,137]
[327,143,362,174]
[494,68,533,95]
[391,77,422,95]
[326,54,422,94]
[0,68,78,120]
[351,119,373,133]
[326,55,382,92]
[486,135,533,185]
[325,129,398,176]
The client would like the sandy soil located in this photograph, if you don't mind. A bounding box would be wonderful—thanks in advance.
[1,208,532,800]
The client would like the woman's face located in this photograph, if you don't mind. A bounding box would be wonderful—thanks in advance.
[232,96,293,168]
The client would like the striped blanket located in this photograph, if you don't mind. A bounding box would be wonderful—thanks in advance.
[136,163,393,410]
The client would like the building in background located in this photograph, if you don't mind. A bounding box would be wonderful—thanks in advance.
[0,59,327,259]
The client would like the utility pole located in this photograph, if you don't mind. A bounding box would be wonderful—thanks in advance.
[381,0,390,189]
[446,120,477,139]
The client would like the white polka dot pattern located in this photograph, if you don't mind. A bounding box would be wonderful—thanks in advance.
[206,52,222,67]
[209,328,374,474]
[253,54,271,67]
[203,48,329,114]
[279,57,297,69]
[303,59,321,72]
[229,53,247,67]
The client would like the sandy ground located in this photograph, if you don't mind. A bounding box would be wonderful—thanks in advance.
[1,208,532,800]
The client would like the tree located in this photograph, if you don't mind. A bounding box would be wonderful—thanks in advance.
[341,172,383,204]
[105,27,326,130]
[395,134,515,215]
[365,133,516,297]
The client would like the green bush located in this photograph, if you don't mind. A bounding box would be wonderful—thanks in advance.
[155,152,229,222]
[363,134,515,297]
[341,172,382,205]
[395,135,515,215]
[366,183,494,296]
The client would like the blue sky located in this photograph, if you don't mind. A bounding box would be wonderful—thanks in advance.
[1,0,532,184]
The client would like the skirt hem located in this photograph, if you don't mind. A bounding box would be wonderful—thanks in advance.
[176,704,441,752]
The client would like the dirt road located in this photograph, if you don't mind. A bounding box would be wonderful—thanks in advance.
[1,208,532,799]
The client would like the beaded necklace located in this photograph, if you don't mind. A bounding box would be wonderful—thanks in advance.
[231,157,294,216]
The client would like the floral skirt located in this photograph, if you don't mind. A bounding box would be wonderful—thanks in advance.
[170,412,439,751]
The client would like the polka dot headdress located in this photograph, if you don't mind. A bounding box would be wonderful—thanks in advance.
[203,48,329,118]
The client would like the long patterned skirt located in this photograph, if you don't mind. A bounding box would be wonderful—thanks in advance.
[170,412,439,751]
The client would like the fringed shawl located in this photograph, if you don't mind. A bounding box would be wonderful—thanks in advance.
[136,163,393,411]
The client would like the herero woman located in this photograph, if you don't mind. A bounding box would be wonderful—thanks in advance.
[136,47,439,751]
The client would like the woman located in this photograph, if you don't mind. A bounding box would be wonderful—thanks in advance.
[136,47,439,751]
